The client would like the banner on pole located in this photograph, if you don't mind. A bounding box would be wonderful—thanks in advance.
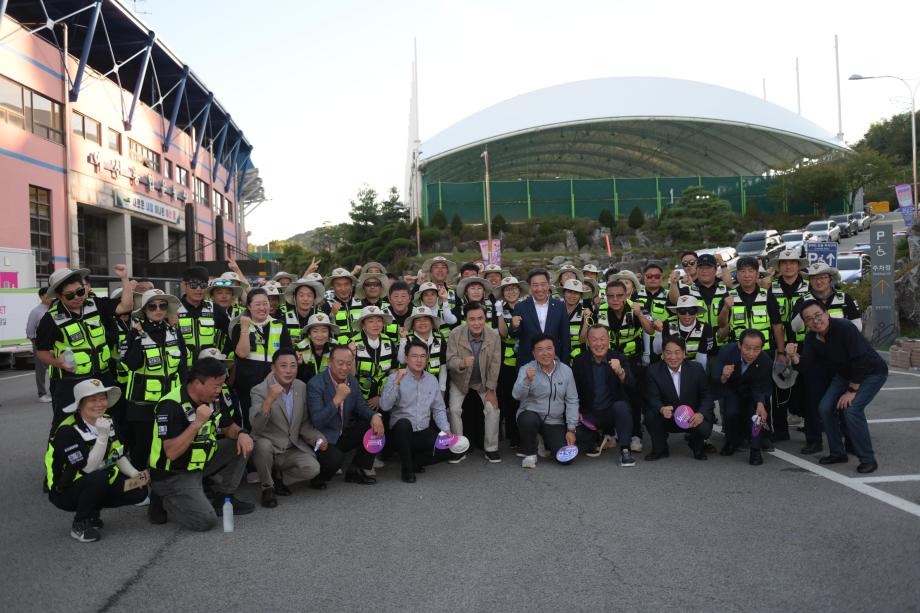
[894,184,915,226]
[479,239,501,266]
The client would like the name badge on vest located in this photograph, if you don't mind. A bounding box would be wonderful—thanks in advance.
[68,330,85,343]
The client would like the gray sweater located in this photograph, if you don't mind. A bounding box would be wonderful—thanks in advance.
[512,359,580,430]
[380,370,450,433]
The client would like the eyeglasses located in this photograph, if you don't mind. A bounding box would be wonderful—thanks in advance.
[185,281,208,289]
[681,260,698,267]
[62,287,87,301]
[645,273,662,280]
[146,302,169,312]
[676,308,696,316]
[407,352,428,359]
[803,312,827,324]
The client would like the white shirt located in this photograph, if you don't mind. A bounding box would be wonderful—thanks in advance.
[668,365,682,397]
[534,300,549,332]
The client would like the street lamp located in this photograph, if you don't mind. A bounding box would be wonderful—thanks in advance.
[850,74,920,221]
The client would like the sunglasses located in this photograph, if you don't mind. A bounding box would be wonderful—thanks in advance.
[146,302,169,312]
[185,281,208,289]
[212,279,235,287]
[364,282,383,288]
[681,260,698,267]
[645,273,662,280]
[676,308,696,316]
[62,287,87,301]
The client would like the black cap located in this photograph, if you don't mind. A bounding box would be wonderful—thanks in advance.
[736,256,759,271]
[696,254,718,268]
[182,265,210,282]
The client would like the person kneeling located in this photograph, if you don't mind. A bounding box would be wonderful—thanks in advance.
[512,334,579,469]
[644,337,715,460]
[46,379,149,542]
[380,339,466,482]
[250,349,332,508]
[148,357,255,531]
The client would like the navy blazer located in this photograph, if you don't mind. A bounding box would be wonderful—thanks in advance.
[307,367,374,445]
[514,296,571,365]
[572,349,634,412]
[711,343,773,405]
[645,360,715,423]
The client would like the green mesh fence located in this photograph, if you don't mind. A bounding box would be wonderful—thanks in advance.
[424,175,848,223]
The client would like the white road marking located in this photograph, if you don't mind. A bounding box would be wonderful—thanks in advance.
[887,370,920,379]
[853,475,920,484]
[878,387,920,391]
[0,373,33,381]
[867,417,920,424]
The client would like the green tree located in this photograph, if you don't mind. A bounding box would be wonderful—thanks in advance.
[856,111,919,166]
[492,214,509,234]
[656,186,738,244]
[450,214,464,236]
[628,206,645,230]
[430,209,448,229]
[378,187,409,226]
[598,208,615,229]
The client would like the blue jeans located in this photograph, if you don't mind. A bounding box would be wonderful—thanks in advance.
[818,373,886,463]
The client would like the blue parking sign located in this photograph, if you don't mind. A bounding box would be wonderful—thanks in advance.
[805,242,838,268]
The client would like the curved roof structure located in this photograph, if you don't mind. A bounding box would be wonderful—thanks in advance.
[418,77,847,181]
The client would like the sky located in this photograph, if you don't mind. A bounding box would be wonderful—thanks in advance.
[143,0,920,245]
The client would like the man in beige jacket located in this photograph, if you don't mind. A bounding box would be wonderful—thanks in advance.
[250,348,329,508]
[447,302,502,463]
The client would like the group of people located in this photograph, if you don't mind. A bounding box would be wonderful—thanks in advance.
[32,249,889,542]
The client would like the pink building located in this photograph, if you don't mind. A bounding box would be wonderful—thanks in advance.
[0,0,260,287]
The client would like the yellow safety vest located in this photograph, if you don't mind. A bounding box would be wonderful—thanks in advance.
[728,287,773,350]
[149,386,220,472]
[125,326,183,405]
[176,300,217,366]
[47,299,112,379]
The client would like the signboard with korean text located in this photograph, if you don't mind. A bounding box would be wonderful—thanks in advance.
[895,184,915,226]
[870,224,895,346]
[114,191,183,225]
[0,289,39,346]
[805,241,838,268]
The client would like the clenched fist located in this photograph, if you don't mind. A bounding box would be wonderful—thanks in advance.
[333,382,351,405]
[525,367,537,383]
[239,315,252,330]
[195,404,213,423]
[463,356,475,370]
[721,364,735,382]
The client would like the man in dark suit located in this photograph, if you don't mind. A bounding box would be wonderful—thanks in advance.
[572,325,637,466]
[307,345,385,485]
[645,336,715,460]
[712,329,773,465]
[512,268,571,365]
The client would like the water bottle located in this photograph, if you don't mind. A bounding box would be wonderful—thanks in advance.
[61,349,76,371]
[222,497,234,532]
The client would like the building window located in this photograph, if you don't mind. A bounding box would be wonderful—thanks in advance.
[194,177,209,207]
[29,186,52,281]
[176,165,189,187]
[196,232,206,260]
[164,159,173,182]
[72,110,100,144]
[77,208,109,276]
[0,76,62,143]
[0,75,26,129]
[108,128,121,154]
[128,138,161,174]
[212,189,223,216]
[131,226,149,275]
[30,91,63,144]
[226,198,234,222]
[168,230,186,262]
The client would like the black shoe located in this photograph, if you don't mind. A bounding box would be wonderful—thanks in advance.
[703,441,718,454]
[401,470,416,483]
[412,465,426,474]
[645,449,670,461]
[310,477,328,490]
[214,495,256,516]
[485,451,502,463]
[819,454,848,465]
[344,470,377,485]
[800,443,823,455]
[857,461,878,474]
[70,519,101,543]
[274,481,292,496]
[693,450,708,461]
[261,487,278,509]
[719,442,736,457]
[749,450,763,465]
[148,494,167,525]
[89,514,104,529]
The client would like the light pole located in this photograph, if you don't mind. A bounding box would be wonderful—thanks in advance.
[850,74,920,221]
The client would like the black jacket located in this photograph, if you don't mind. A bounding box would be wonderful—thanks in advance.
[645,360,715,422]
[711,343,773,405]
[572,349,635,411]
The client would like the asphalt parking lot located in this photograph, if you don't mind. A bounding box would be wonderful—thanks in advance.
[1,365,918,613]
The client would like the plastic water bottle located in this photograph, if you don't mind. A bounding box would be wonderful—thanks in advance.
[222,497,234,532]
[61,349,76,370]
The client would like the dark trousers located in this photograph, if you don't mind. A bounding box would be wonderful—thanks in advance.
[32,341,48,396]
[645,408,713,453]
[49,470,147,522]
[388,419,453,471]
[323,421,375,473]
[517,411,568,460]
[626,358,645,438]
[721,388,762,450]
[498,364,520,446]
[575,400,633,452]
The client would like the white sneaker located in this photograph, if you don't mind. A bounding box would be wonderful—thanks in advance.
[602,434,617,450]
[134,495,150,507]
[521,455,537,469]
[38,394,52,403]
[373,458,385,469]
[788,414,803,426]
[537,437,550,458]
[630,436,643,453]
[246,471,260,484]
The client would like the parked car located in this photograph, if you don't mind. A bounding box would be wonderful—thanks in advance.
[696,246,738,266]
[852,211,871,231]
[781,230,816,257]
[837,252,870,283]
[735,230,784,261]
[830,214,858,237]
[804,220,841,243]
